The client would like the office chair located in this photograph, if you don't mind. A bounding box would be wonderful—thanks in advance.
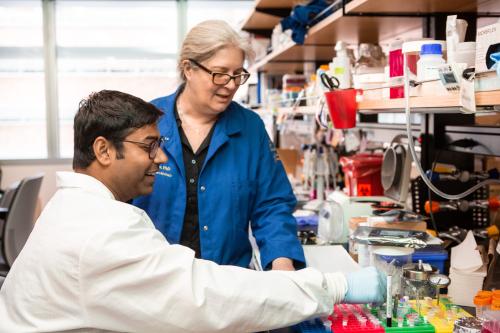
[0,174,43,274]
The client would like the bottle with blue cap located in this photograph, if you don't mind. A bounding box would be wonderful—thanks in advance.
[417,43,446,82]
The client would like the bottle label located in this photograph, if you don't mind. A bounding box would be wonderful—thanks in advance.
[334,67,345,75]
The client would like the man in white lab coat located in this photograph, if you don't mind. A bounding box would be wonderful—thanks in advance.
[0,90,385,332]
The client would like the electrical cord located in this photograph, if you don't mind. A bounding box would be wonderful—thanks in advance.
[427,149,442,236]
[403,54,500,200]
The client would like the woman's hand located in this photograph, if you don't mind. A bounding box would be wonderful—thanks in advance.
[271,257,295,271]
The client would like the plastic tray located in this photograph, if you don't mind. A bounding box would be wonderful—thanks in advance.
[370,305,435,333]
[409,297,471,333]
[329,304,385,333]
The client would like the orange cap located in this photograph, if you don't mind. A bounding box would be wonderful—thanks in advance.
[477,290,493,298]
[486,225,499,238]
[493,290,500,299]
[474,295,492,306]
[424,201,440,214]
[489,197,500,211]
[492,299,500,310]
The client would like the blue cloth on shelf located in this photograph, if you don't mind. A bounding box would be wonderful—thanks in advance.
[280,0,332,45]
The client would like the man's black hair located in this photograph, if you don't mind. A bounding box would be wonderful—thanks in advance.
[73,90,163,169]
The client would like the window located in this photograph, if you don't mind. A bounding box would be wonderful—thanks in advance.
[0,1,47,159]
[0,0,253,161]
[55,1,179,158]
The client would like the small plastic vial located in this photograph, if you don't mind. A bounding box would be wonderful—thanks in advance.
[473,295,492,319]
[397,317,403,327]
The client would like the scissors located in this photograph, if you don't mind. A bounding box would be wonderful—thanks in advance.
[320,72,340,91]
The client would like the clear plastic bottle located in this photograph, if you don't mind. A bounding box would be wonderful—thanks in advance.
[329,41,351,89]
[474,294,492,320]
[417,43,446,82]
[481,298,500,333]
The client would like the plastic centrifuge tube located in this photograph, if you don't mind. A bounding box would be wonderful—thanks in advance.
[386,275,393,327]
[407,313,416,327]
[397,316,404,327]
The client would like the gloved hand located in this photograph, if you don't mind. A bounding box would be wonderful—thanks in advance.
[344,266,386,304]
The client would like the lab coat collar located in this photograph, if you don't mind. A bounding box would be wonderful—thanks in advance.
[161,86,242,139]
[160,86,243,175]
[56,171,116,200]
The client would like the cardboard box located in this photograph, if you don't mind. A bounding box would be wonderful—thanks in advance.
[349,216,428,232]
[475,22,500,73]
[276,148,300,177]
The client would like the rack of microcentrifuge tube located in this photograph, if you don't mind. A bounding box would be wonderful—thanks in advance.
[326,299,471,333]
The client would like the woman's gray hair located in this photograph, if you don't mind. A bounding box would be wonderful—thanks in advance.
[178,20,255,81]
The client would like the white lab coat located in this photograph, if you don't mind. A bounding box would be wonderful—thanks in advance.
[0,172,347,333]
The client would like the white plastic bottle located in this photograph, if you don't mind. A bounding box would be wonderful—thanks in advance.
[417,43,446,82]
[329,41,351,89]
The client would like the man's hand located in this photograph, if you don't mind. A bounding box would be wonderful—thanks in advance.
[271,257,295,271]
[344,266,386,303]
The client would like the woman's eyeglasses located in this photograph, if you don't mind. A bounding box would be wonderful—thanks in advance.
[188,58,250,86]
[123,136,166,159]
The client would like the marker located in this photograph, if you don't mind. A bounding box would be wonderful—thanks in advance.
[386,275,392,327]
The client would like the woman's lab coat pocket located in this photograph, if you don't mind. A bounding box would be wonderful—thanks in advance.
[231,179,256,228]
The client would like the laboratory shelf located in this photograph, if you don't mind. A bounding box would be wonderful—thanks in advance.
[254,0,294,9]
[243,0,500,74]
[241,10,282,32]
[346,0,498,15]
[357,91,500,113]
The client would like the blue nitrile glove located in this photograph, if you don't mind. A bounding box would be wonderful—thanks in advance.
[344,266,387,304]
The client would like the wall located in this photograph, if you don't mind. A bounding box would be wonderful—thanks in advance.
[1,161,72,209]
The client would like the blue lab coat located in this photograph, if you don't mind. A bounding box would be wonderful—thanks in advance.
[133,89,305,269]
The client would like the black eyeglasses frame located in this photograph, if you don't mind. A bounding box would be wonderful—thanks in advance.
[188,58,250,86]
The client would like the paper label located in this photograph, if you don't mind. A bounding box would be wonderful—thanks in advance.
[460,77,476,113]
[334,67,345,75]
[423,263,433,272]
[357,184,371,196]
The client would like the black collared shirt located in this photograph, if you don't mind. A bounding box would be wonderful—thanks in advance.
[174,101,215,258]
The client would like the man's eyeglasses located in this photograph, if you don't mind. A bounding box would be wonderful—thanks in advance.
[123,136,166,159]
[188,58,250,86]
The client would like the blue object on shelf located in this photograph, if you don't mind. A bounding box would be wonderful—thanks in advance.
[295,215,318,226]
[292,318,329,333]
[295,214,319,232]
[413,247,449,274]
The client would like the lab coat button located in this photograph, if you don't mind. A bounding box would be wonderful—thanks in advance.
[203,225,208,231]
[200,185,206,192]
[189,178,195,184]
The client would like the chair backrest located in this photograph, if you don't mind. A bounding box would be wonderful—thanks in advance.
[2,174,43,267]
[0,181,21,209]
[0,182,21,239]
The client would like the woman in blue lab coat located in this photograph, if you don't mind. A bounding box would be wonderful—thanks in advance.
[133,20,305,271]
